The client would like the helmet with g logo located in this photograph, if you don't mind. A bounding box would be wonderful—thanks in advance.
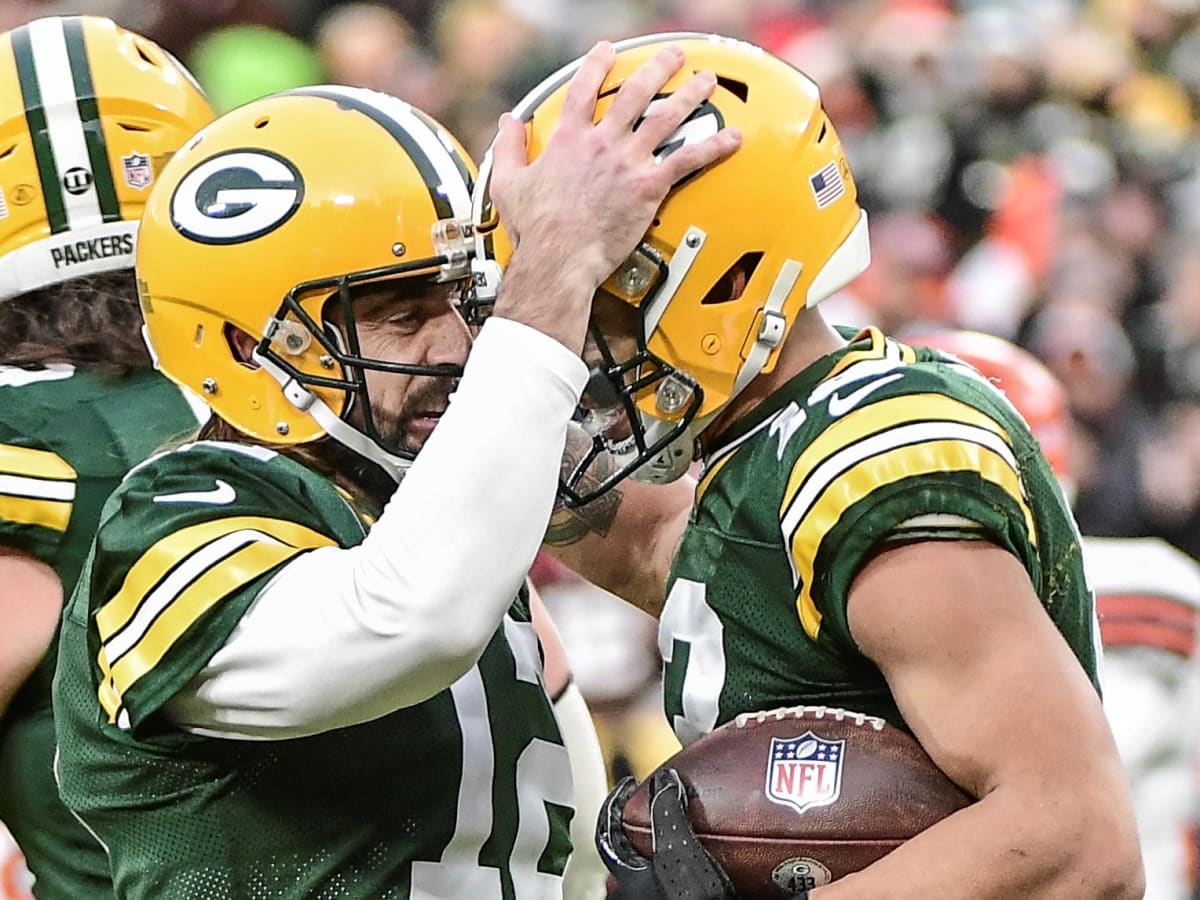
[137,86,478,478]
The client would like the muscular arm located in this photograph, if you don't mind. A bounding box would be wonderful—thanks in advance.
[814,540,1143,899]
[0,546,63,717]
[542,423,691,617]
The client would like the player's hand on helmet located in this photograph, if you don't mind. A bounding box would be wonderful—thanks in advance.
[489,41,741,296]
[597,768,737,900]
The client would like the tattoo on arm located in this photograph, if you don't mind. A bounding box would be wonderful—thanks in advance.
[544,425,624,546]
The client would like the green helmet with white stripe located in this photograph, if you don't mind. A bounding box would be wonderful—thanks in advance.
[0,15,213,301]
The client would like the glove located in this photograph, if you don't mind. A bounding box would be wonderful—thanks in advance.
[595,768,736,900]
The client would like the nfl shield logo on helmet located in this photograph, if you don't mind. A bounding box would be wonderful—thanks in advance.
[766,733,845,815]
[122,153,153,190]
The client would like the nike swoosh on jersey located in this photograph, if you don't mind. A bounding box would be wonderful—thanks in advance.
[825,373,903,418]
[152,479,236,506]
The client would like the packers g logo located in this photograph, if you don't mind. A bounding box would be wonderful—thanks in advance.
[640,98,724,188]
[170,150,304,245]
[643,98,725,164]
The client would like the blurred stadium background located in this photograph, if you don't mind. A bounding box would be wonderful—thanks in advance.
[5,0,1200,896]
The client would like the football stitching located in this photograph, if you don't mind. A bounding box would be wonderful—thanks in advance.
[733,705,886,731]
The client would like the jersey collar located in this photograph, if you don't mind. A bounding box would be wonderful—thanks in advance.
[703,326,876,458]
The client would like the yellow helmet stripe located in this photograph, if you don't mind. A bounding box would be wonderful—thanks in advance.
[62,17,122,223]
[9,23,67,233]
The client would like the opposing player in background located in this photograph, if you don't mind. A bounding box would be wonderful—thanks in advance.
[914,328,1200,900]
[52,45,739,898]
[480,33,1143,898]
[0,17,213,898]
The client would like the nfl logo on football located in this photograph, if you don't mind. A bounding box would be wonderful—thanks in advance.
[766,733,845,814]
[122,152,153,190]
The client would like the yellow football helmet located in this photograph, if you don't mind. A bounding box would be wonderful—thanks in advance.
[137,86,478,478]
[473,33,870,503]
[0,15,213,300]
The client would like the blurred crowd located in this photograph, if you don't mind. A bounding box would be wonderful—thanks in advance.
[3,0,1200,888]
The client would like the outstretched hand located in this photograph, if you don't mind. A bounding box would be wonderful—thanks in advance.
[490,41,742,296]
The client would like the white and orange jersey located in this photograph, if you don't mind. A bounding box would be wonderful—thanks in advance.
[1084,536,1200,900]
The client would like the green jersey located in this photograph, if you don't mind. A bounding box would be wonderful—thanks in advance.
[53,441,573,900]
[661,327,1098,744]
[0,364,201,900]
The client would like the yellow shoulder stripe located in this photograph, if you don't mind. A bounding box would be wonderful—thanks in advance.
[95,515,336,722]
[98,539,313,722]
[96,516,334,641]
[0,443,76,481]
[788,438,1034,640]
[0,495,72,532]
[780,392,1012,519]
[0,445,77,532]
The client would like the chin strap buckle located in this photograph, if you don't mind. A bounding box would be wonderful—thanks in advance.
[758,310,786,348]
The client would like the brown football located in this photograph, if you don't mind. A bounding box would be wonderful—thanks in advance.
[622,706,972,897]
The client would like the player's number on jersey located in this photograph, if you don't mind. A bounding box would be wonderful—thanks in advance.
[410,622,572,899]
[659,578,727,746]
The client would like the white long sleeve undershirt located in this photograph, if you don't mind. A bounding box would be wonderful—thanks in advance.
[163,318,588,740]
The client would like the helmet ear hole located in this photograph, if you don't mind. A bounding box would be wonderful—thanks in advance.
[701,252,762,305]
[223,322,257,366]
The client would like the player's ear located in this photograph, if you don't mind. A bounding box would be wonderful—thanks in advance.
[225,324,260,368]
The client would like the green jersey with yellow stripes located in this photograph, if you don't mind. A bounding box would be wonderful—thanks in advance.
[53,441,573,900]
[0,364,201,900]
[661,327,1098,745]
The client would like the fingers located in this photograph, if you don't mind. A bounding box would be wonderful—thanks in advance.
[489,113,528,184]
[648,767,686,809]
[596,776,649,869]
[648,768,737,899]
[559,41,615,127]
[631,69,716,152]
[601,44,686,133]
[487,113,529,239]
[657,126,742,187]
[647,767,689,846]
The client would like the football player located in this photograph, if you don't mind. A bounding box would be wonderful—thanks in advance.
[479,34,1144,898]
[913,329,1200,900]
[0,17,213,898]
[51,44,739,898]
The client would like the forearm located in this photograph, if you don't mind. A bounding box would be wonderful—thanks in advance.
[543,423,690,616]
[0,551,63,718]
[166,319,588,739]
[0,654,40,718]
[0,614,55,717]
[813,783,1140,899]
[492,245,599,356]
